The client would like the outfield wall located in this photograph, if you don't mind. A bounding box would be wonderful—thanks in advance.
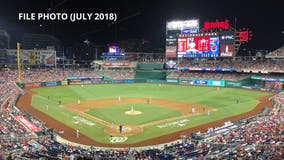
[16,75,277,93]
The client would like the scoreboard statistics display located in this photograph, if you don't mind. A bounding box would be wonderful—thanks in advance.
[177,36,220,58]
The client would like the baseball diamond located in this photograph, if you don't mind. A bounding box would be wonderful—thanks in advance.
[17,83,272,147]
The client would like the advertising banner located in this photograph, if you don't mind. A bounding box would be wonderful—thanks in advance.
[193,80,208,85]
[28,51,40,64]
[69,81,84,85]
[220,31,235,44]
[45,81,58,86]
[123,79,135,83]
[178,79,225,86]
[226,81,242,87]
[61,80,68,85]
[83,80,92,84]
[39,50,56,65]
[251,76,284,82]
[204,20,230,31]
[92,79,103,84]
[67,76,78,80]
[165,46,177,58]
[166,78,179,83]
[179,79,191,84]
[167,19,199,33]
[68,76,103,85]
[220,44,235,57]
[166,34,178,46]
[14,115,42,132]
[69,79,83,85]
[102,62,130,67]
[208,80,225,86]
[25,82,41,88]
[6,49,56,65]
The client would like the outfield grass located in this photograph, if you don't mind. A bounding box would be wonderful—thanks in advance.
[31,83,271,144]
[86,103,181,125]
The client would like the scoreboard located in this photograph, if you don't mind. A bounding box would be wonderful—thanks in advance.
[165,19,241,58]
[177,35,220,58]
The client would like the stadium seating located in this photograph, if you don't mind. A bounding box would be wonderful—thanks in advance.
[0,63,283,159]
[266,46,284,58]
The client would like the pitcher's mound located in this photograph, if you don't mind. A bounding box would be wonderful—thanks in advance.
[125,110,142,115]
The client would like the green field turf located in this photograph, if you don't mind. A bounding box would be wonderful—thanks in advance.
[31,83,271,144]
[86,103,181,125]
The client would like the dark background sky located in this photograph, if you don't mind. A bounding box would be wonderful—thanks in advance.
[0,0,283,51]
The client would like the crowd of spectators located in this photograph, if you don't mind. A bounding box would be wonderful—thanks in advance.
[21,68,99,83]
[266,46,284,58]
[94,69,135,80]
[271,91,284,104]
[0,101,45,160]
[167,71,249,81]
[177,58,284,73]
[0,69,24,105]
[1,67,136,84]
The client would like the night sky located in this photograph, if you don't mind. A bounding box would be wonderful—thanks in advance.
[0,0,283,51]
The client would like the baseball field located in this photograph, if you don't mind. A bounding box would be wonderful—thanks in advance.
[18,83,272,147]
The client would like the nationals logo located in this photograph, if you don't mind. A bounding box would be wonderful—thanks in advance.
[109,136,128,143]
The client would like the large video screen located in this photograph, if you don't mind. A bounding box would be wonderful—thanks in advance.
[177,36,220,58]
[167,19,199,33]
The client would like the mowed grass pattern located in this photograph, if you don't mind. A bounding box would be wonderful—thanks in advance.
[86,103,181,125]
[31,83,271,144]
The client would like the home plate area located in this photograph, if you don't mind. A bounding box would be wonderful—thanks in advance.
[104,124,143,136]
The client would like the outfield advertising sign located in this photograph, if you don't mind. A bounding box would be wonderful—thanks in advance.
[45,81,58,86]
[226,81,242,87]
[25,82,41,88]
[61,80,68,85]
[68,76,103,85]
[123,79,135,83]
[179,78,225,86]
[40,81,61,87]
[251,76,284,82]
[208,80,225,86]
[166,78,178,83]
[194,80,208,85]
[180,80,191,84]
[69,79,84,85]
